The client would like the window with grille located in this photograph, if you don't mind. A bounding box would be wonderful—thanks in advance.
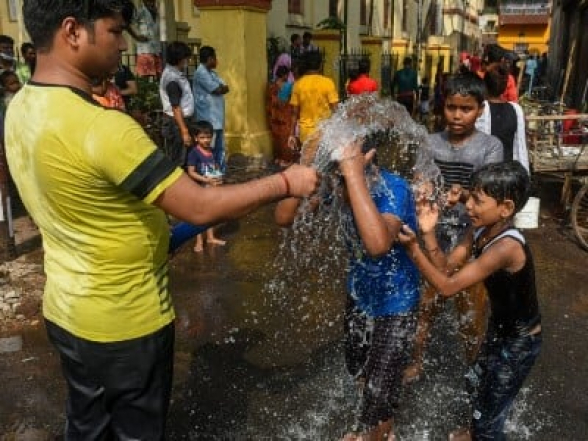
[288,0,303,14]
[360,0,368,26]
[329,0,338,17]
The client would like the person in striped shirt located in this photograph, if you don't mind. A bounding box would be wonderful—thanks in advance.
[404,72,503,384]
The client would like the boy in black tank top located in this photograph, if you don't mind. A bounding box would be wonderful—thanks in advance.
[399,161,541,441]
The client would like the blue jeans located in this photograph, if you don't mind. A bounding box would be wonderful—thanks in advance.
[213,129,226,174]
[468,324,542,440]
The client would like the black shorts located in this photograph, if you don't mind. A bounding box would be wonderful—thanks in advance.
[46,320,175,440]
[344,297,417,430]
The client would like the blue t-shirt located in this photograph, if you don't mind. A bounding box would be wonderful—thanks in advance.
[186,146,222,178]
[345,170,420,317]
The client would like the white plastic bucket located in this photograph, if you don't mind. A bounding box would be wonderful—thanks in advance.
[515,197,540,229]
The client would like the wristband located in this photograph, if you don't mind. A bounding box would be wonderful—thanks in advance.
[279,172,290,196]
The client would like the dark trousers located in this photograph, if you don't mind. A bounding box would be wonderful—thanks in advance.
[469,325,542,440]
[46,320,175,441]
[162,115,192,168]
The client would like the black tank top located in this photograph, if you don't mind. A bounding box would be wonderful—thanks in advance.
[473,228,541,337]
[489,102,517,161]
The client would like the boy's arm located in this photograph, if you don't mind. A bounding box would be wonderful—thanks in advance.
[185,165,208,184]
[402,231,517,297]
[339,142,396,257]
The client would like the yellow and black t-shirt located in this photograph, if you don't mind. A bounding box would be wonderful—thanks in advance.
[5,83,183,342]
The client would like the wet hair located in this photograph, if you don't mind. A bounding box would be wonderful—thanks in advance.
[470,161,530,214]
[20,42,35,56]
[199,46,216,64]
[275,65,289,79]
[23,0,135,51]
[166,41,192,66]
[444,72,487,105]
[484,64,508,98]
[303,50,323,71]
[190,120,214,137]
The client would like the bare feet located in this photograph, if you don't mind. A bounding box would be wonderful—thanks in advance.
[448,428,471,441]
[402,362,423,385]
[193,243,204,253]
[208,238,226,246]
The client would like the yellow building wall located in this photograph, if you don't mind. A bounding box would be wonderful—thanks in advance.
[198,7,271,158]
[498,23,551,55]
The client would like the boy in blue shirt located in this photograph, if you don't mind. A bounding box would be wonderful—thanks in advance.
[186,120,226,252]
[275,136,420,441]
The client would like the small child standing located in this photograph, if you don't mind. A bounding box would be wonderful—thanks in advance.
[185,120,226,252]
[399,161,541,440]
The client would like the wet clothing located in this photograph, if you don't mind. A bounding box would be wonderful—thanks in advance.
[469,227,542,440]
[46,320,175,439]
[5,83,182,342]
[473,228,541,337]
[345,170,420,317]
[290,73,339,143]
[421,130,503,249]
[342,169,420,431]
[344,298,416,431]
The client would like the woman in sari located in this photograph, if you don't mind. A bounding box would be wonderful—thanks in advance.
[267,65,296,166]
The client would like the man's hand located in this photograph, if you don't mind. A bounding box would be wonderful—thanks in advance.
[281,164,319,197]
[288,135,299,152]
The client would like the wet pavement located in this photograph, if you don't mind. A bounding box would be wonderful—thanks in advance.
[1,176,588,440]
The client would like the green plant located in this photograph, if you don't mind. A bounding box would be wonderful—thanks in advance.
[128,77,161,113]
[316,16,346,31]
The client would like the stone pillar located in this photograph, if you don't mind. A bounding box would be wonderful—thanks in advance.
[194,0,272,159]
[313,30,342,90]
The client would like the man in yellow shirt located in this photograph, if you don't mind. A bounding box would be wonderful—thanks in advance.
[289,50,339,147]
[6,1,318,438]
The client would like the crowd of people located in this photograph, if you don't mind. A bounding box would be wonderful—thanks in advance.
[2,0,542,439]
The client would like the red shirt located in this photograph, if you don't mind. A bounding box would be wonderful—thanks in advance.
[347,74,378,95]
[501,74,518,103]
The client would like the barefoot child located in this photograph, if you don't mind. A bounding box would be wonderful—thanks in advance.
[275,130,420,441]
[186,120,226,252]
[399,161,541,440]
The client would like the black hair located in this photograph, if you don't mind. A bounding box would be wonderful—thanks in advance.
[470,161,530,214]
[166,41,192,66]
[484,64,508,98]
[0,70,18,86]
[290,33,300,45]
[303,31,312,40]
[20,42,35,56]
[358,58,370,75]
[23,0,135,51]
[303,50,322,72]
[189,120,214,137]
[403,56,412,66]
[199,46,216,64]
[0,35,14,46]
[275,65,289,79]
[444,71,487,105]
